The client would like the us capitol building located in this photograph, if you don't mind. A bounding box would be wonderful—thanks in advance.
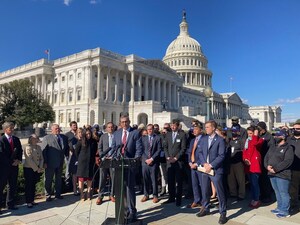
[0,12,282,130]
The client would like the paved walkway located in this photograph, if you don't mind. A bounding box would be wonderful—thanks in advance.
[1,193,300,225]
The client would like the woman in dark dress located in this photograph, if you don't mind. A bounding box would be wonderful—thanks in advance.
[75,128,98,200]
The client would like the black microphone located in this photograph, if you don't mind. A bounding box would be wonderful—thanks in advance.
[116,144,124,158]
[100,147,112,159]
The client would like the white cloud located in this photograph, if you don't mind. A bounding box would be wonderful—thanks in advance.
[241,98,248,104]
[281,113,300,123]
[64,0,72,6]
[275,97,300,104]
[90,0,101,4]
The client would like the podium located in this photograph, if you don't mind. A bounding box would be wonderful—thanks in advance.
[100,157,142,225]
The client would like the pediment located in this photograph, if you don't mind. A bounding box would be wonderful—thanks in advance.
[137,60,177,74]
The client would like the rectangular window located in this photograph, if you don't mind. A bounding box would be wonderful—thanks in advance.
[76,112,80,122]
[77,73,82,79]
[61,92,65,103]
[62,76,65,82]
[54,93,57,103]
[69,92,73,102]
[68,112,72,123]
[60,113,64,123]
[77,90,82,101]
[69,74,73,80]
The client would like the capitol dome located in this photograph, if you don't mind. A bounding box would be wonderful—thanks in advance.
[163,11,212,91]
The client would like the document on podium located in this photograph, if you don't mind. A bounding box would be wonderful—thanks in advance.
[197,165,215,176]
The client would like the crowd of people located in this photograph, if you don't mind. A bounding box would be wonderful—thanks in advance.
[0,116,300,224]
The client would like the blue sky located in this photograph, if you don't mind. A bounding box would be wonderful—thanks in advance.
[0,0,299,122]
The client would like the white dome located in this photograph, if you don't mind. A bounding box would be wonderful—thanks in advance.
[166,35,202,56]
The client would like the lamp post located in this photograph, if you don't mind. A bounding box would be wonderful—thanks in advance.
[204,86,213,121]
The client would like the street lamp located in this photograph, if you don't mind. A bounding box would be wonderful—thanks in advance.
[204,86,213,121]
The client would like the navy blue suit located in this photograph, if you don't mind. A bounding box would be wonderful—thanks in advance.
[186,135,204,204]
[141,134,162,197]
[197,134,227,215]
[111,127,142,216]
[0,135,23,208]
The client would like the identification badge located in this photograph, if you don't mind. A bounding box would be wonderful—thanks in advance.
[176,139,181,143]
[231,147,234,153]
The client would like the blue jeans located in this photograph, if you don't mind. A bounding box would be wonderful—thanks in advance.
[248,173,260,201]
[270,176,290,215]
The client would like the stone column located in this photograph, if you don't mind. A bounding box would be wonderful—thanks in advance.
[122,73,127,103]
[151,78,155,101]
[168,82,172,109]
[130,71,135,103]
[157,79,161,102]
[114,71,119,103]
[145,76,149,101]
[105,69,111,101]
[97,65,101,100]
[41,74,45,97]
[138,74,142,101]
[173,84,177,109]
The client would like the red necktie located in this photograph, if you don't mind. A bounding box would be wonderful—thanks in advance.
[148,136,152,158]
[122,130,127,154]
[191,137,199,163]
[9,136,14,153]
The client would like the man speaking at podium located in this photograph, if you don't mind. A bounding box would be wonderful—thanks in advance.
[111,114,142,223]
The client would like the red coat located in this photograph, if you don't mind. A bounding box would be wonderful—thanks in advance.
[242,135,264,174]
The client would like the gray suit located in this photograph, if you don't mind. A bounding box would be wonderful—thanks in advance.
[41,134,69,197]
[98,132,115,198]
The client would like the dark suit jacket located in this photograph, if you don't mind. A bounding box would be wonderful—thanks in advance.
[141,134,162,164]
[186,135,204,164]
[111,127,142,158]
[197,134,226,175]
[41,134,69,168]
[0,135,23,169]
[164,130,187,164]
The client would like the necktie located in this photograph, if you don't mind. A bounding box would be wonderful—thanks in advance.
[57,135,62,149]
[122,130,127,154]
[9,136,14,152]
[148,136,152,158]
[109,134,112,148]
[172,132,176,143]
[191,137,199,163]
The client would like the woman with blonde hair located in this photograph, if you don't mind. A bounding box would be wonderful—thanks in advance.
[23,134,44,208]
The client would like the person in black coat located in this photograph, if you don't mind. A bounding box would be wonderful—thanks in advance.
[163,119,187,207]
[264,130,294,218]
[0,122,23,212]
[75,128,98,200]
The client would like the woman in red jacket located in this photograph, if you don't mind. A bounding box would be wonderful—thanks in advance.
[243,126,264,208]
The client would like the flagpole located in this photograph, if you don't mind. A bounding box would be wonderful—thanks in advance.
[48,49,50,61]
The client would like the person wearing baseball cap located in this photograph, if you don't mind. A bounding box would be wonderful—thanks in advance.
[231,116,247,141]
[264,129,294,218]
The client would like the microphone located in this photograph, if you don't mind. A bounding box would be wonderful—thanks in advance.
[116,144,124,159]
[100,147,112,159]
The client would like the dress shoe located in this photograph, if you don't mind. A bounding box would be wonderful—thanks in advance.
[218,214,228,224]
[55,195,63,199]
[141,196,149,202]
[176,199,182,207]
[187,202,201,208]
[8,206,18,210]
[46,196,52,202]
[196,206,209,217]
[127,213,137,223]
[250,201,261,209]
[110,196,115,202]
[96,197,103,205]
[27,203,33,208]
[153,197,159,203]
[162,199,175,204]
